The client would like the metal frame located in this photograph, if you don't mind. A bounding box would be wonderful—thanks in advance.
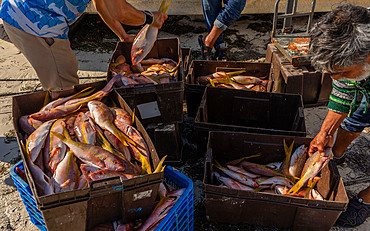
[272,0,316,38]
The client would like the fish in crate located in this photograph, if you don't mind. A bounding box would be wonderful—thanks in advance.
[196,70,268,92]
[18,75,166,196]
[212,140,332,200]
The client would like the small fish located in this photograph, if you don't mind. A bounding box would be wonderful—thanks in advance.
[88,169,138,182]
[88,101,136,148]
[21,140,54,196]
[288,144,307,178]
[131,0,172,65]
[111,107,132,127]
[288,149,331,194]
[74,112,96,145]
[226,165,259,179]
[257,176,295,189]
[44,119,67,173]
[214,161,258,188]
[27,120,56,163]
[213,172,253,191]
[51,128,127,172]
[40,87,94,112]
[137,188,184,231]
[53,151,79,193]
[238,161,280,177]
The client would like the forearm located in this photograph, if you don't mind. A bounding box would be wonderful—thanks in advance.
[92,0,145,41]
[319,110,348,136]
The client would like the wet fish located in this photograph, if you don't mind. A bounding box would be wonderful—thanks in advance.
[257,176,295,189]
[44,119,67,173]
[214,161,258,188]
[279,139,295,176]
[87,101,136,148]
[53,151,79,193]
[226,165,259,179]
[213,172,253,191]
[27,120,56,163]
[121,123,151,174]
[288,144,307,178]
[131,0,172,65]
[288,149,331,194]
[238,161,280,177]
[231,76,263,85]
[74,112,96,145]
[21,140,54,196]
[88,169,138,182]
[138,188,184,231]
[51,128,127,172]
[40,87,94,112]
[111,107,132,127]
[104,130,132,162]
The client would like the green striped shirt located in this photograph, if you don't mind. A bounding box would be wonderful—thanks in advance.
[328,76,370,114]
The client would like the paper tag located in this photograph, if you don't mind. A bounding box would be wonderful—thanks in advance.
[137,101,161,119]
[133,190,153,201]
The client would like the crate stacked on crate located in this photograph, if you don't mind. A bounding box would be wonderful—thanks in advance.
[108,38,190,163]
[11,162,194,231]
[204,131,348,231]
[12,81,165,230]
[265,43,332,107]
[194,87,306,155]
[185,60,271,117]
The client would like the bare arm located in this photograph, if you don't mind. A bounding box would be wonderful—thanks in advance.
[308,110,348,156]
[92,0,167,42]
[92,0,144,42]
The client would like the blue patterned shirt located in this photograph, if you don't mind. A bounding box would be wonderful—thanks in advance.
[0,0,91,39]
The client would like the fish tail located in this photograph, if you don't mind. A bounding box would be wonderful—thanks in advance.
[154,155,167,173]
[132,145,152,174]
[73,87,95,99]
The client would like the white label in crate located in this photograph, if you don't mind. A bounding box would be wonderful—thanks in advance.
[137,101,161,119]
[133,189,153,201]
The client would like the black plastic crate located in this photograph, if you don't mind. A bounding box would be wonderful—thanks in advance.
[195,87,306,155]
[185,60,271,117]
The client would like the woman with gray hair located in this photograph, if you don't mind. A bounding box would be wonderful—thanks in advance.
[308,4,369,227]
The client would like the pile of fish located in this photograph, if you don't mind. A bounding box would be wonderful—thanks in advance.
[19,75,165,196]
[90,182,184,231]
[213,140,332,200]
[196,70,268,92]
[110,55,179,86]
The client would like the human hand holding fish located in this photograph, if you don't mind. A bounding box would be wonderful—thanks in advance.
[308,131,334,156]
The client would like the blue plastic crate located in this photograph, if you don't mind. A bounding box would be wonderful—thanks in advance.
[10,161,193,231]
[9,161,47,231]
[155,166,194,231]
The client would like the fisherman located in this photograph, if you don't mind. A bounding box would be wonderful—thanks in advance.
[308,4,370,227]
[0,0,167,90]
[198,0,246,61]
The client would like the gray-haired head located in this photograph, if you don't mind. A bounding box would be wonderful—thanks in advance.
[309,4,370,72]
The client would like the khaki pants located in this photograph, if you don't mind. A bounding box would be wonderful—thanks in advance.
[4,22,79,90]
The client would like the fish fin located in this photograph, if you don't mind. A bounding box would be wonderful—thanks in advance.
[72,87,95,99]
[283,139,295,157]
[154,155,167,173]
[137,148,152,174]
[226,70,247,77]
[43,88,52,106]
[213,160,223,169]
[132,108,135,125]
